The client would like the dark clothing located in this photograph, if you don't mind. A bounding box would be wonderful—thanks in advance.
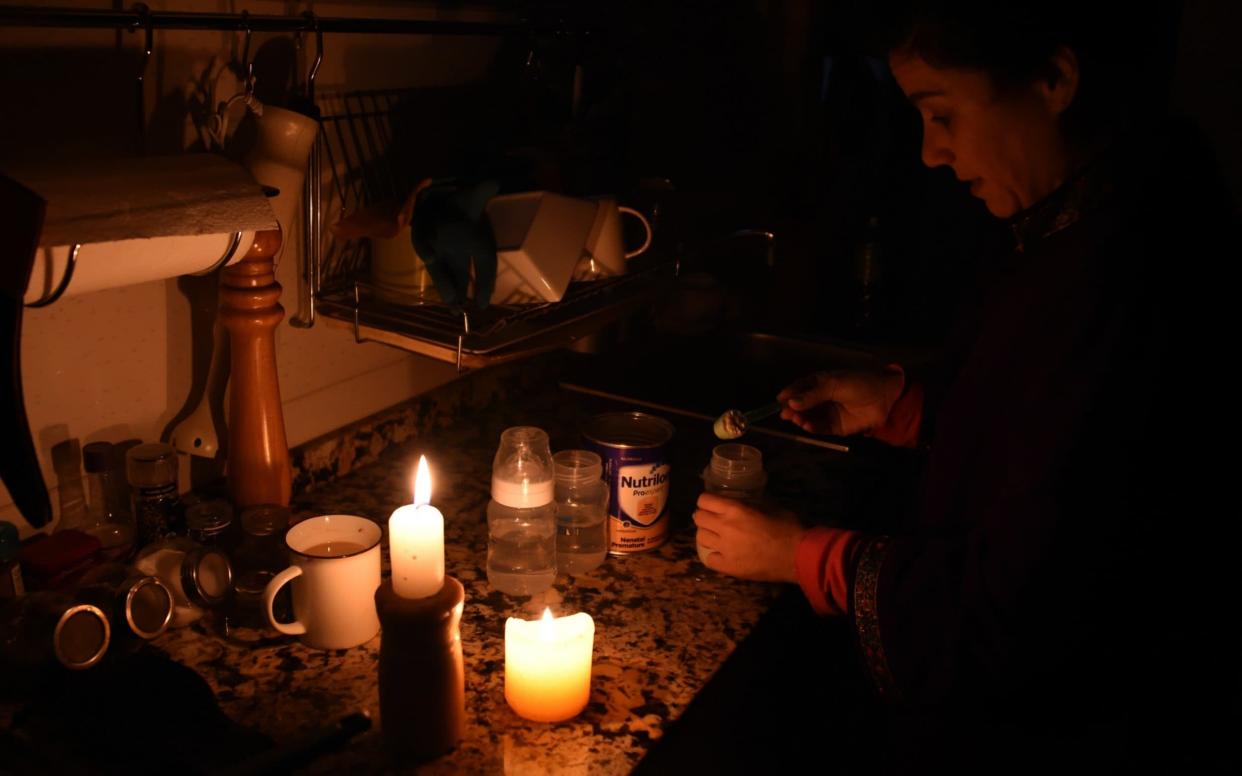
[857,121,1236,769]
[639,122,1235,776]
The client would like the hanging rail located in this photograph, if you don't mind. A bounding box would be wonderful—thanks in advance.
[0,5,529,36]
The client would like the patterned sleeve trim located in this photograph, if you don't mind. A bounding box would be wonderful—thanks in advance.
[853,535,900,702]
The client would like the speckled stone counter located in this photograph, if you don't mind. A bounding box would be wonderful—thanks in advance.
[149,354,853,774]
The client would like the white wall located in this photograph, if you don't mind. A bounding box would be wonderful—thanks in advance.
[1,1,508,534]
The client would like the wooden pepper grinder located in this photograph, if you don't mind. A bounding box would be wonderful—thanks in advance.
[219,230,292,508]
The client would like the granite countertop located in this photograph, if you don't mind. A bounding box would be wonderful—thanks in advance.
[144,357,852,773]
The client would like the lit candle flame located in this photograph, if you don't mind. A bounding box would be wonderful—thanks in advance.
[414,454,432,507]
[538,607,555,641]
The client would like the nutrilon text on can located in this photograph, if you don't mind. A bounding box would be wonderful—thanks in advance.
[581,412,674,555]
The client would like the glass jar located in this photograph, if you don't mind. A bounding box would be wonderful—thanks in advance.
[186,499,235,549]
[81,441,137,561]
[0,590,111,670]
[75,561,173,642]
[126,443,185,547]
[487,427,557,596]
[553,450,608,575]
[1,521,25,601]
[699,444,767,564]
[228,505,291,631]
[132,537,232,628]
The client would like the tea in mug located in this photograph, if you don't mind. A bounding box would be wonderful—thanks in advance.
[302,541,369,557]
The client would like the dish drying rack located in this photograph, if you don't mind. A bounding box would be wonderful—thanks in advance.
[293,88,674,371]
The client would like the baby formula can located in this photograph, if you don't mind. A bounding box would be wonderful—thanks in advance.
[582,412,674,555]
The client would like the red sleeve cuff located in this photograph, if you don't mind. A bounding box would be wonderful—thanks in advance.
[795,526,863,616]
[868,380,924,449]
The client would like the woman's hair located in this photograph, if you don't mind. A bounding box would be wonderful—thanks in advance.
[886,1,1175,147]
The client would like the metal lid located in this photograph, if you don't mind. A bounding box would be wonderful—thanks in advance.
[124,576,174,639]
[53,603,111,670]
[181,546,233,607]
[240,504,290,537]
[186,500,233,541]
[126,443,179,488]
[82,441,115,473]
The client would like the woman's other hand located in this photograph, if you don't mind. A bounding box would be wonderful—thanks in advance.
[777,366,905,436]
[693,493,806,582]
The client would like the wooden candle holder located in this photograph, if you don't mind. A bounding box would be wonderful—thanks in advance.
[375,576,466,762]
[220,230,292,508]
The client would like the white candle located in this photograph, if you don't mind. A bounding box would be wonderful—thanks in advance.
[388,455,445,598]
[504,608,595,722]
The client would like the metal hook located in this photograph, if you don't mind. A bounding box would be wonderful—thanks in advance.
[303,11,323,102]
[239,10,254,98]
[26,244,80,308]
[240,11,251,66]
[130,3,153,154]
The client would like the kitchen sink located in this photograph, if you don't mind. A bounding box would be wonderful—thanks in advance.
[563,330,934,422]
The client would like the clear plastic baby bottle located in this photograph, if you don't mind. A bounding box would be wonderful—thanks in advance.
[553,450,609,575]
[486,427,557,596]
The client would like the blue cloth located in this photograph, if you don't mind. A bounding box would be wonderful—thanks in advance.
[411,179,500,309]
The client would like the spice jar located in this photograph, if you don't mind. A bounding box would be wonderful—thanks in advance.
[126,443,185,547]
[0,590,111,670]
[1,521,25,601]
[186,499,235,549]
[75,561,173,642]
[133,537,232,628]
[228,504,290,631]
[81,442,137,560]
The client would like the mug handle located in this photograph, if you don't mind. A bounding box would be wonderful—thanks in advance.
[264,565,308,636]
[619,206,653,259]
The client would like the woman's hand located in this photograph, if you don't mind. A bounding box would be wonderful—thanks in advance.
[777,366,905,436]
[693,493,806,583]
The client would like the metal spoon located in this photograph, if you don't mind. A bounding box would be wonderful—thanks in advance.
[713,401,783,440]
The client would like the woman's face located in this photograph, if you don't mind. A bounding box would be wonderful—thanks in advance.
[889,51,1075,218]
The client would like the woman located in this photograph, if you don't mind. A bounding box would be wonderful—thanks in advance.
[692,3,1232,771]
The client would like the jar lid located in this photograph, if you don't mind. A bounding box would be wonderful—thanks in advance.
[126,443,179,488]
[125,576,174,639]
[240,504,290,537]
[82,441,115,473]
[53,603,111,670]
[181,547,233,608]
[186,500,233,539]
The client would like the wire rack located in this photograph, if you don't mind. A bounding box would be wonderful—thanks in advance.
[304,88,672,370]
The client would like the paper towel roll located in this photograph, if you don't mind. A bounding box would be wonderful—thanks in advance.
[23,232,256,304]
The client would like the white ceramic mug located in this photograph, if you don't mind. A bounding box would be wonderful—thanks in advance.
[578,198,653,280]
[264,514,381,650]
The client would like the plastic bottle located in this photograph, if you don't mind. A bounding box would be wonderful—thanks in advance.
[486,427,557,596]
[698,444,767,564]
[553,450,608,575]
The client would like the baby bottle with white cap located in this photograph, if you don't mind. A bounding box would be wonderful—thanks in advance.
[486,426,557,596]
